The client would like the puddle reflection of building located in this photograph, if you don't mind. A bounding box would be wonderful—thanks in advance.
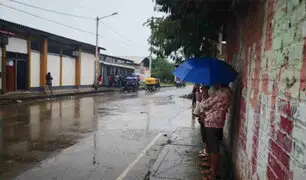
[92,97,99,165]
[0,105,31,159]
[59,100,63,132]
[30,104,41,141]
[39,102,52,140]
[74,98,81,129]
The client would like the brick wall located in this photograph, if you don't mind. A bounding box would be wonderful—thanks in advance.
[224,0,306,179]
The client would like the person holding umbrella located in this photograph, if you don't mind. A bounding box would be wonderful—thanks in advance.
[172,57,237,179]
[198,84,231,179]
[192,84,200,107]
[197,85,209,159]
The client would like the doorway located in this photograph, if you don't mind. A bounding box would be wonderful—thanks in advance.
[5,52,28,92]
[6,60,15,92]
[16,60,27,90]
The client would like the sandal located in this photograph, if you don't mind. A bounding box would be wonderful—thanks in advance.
[200,156,209,162]
[198,153,208,158]
[201,171,216,180]
[199,162,210,168]
[202,174,216,180]
[200,169,211,175]
[198,150,207,154]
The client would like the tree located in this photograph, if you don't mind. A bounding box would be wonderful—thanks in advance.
[151,57,175,82]
[147,0,231,63]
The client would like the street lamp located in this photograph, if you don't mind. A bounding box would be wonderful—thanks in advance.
[94,12,118,89]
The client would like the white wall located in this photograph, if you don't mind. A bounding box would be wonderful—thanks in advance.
[47,54,60,86]
[81,52,95,85]
[30,51,40,87]
[62,56,75,86]
[6,37,27,54]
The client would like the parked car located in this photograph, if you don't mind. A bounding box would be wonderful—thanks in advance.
[122,76,138,92]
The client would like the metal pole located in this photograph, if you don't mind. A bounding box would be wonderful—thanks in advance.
[149,52,152,77]
[94,17,99,87]
[94,13,118,87]
[149,17,153,77]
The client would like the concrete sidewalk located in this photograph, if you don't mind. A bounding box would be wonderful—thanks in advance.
[148,127,234,180]
[0,87,116,105]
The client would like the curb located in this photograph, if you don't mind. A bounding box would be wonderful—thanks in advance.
[0,85,176,106]
[0,89,115,106]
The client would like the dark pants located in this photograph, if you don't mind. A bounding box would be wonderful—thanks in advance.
[205,127,223,154]
[198,118,206,143]
[192,98,196,107]
[45,83,53,96]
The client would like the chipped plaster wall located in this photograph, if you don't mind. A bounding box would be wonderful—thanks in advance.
[224,0,306,179]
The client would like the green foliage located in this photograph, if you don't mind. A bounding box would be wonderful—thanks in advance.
[147,0,231,63]
[151,57,175,82]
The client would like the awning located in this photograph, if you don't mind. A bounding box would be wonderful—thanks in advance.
[100,61,135,70]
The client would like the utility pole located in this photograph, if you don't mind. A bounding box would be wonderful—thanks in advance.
[93,13,118,89]
[94,17,99,89]
[149,17,153,77]
[149,49,152,77]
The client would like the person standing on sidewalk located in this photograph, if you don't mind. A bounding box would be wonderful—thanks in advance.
[97,74,103,87]
[199,84,231,180]
[192,84,199,107]
[45,72,53,96]
[108,75,113,87]
[197,85,209,159]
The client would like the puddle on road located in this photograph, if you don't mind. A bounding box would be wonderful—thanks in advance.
[0,88,191,179]
[0,97,108,179]
[0,91,146,179]
[153,95,176,105]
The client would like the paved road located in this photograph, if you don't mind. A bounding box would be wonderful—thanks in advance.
[0,87,200,180]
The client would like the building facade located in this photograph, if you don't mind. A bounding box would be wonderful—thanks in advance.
[120,56,150,81]
[99,54,135,85]
[0,20,102,94]
[223,1,306,180]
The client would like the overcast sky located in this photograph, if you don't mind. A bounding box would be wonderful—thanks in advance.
[0,0,161,57]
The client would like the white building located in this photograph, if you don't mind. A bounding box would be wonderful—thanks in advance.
[0,19,104,94]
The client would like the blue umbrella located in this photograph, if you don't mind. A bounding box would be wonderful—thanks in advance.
[173,57,238,85]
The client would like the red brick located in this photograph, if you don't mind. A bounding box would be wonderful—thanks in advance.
[268,152,286,180]
[262,74,270,95]
[270,124,277,139]
[252,134,259,173]
[269,139,291,172]
[267,166,278,180]
[300,39,306,96]
[276,130,292,153]
[278,99,292,117]
[279,116,293,134]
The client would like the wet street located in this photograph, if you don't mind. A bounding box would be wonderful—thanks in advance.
[0,87,201,180]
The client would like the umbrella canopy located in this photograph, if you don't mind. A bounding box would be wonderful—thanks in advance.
[172,57,238,85]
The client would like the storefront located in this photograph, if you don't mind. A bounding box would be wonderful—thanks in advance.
[99,54,135,85]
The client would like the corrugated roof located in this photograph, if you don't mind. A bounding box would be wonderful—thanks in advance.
[0,19,106,52]
[119,56,148,64]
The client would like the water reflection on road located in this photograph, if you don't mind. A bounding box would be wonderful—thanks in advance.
[0,87,194,179]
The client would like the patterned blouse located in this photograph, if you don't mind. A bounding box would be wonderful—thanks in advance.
[200,88,231,128]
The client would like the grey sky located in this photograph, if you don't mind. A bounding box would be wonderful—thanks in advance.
[0,0,160,57]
